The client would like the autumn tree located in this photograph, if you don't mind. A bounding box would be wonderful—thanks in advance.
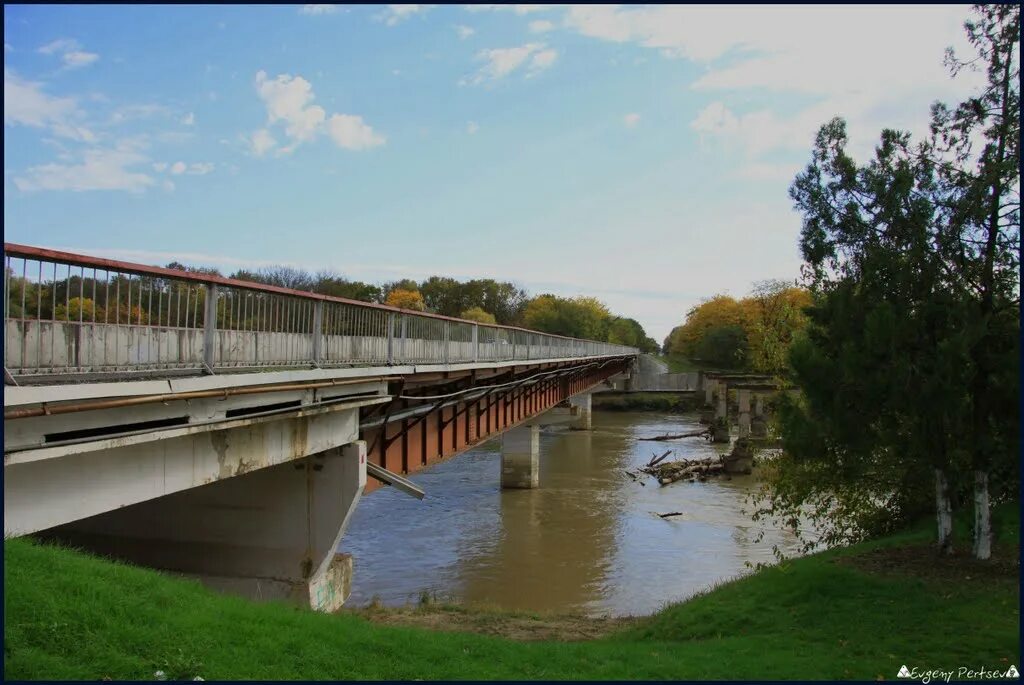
[385,288,426,312]
[460,306,497,324]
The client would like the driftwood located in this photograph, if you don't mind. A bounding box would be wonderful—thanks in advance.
[657,511,684,519]
[639,429,711,442]
[646,450,673,468]
[639,455,729,487]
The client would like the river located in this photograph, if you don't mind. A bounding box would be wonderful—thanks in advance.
[340,409,805,617]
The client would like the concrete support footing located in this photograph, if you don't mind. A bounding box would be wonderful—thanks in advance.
[723,438,754,474]
[501,424,540,489]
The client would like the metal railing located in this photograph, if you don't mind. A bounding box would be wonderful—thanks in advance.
[3,244,638,381]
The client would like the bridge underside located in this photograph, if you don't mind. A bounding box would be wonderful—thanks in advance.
[358,358,623,494]
[4,355,631,610]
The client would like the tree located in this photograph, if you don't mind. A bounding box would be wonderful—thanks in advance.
[695,324,749,369]
[927,3,1020,559]
[664,294,747,360]
[744,280,813,375]
[767,5,1019,559]
[460,306,496,324]
[385,288,426,311]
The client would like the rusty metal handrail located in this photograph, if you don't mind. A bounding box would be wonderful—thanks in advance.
[3,243,638,380]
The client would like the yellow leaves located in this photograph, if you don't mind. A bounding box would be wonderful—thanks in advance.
[460,306,496,324]
[385,289,426,312]
[666,286,812,373]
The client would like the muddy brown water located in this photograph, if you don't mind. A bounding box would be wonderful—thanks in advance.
[340,410,807,617]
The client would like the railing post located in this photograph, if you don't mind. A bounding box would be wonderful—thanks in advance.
[400,315,407,363]
[472,323,479,363]
[386,312,395,365]
[443,320,450,365]
[312,300,324,365]
[203,284,218,373]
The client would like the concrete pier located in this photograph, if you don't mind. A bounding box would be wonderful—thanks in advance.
[501,424,540,489]
[568,393,592,430]
[712,383,730,443]
[751,394,768,438]
[737,389,751,439]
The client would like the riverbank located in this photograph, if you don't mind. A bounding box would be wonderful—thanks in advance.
[591,391,699,412]
[5,504,1018,680]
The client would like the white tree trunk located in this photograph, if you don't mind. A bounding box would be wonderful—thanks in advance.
[972,470,992,560]
[934,468,953,555]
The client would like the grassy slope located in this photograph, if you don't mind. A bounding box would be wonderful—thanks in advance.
[4,507,1019,681]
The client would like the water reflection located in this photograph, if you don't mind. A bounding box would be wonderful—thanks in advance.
[341,411,805,616]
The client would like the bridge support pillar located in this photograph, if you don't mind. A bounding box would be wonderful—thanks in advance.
[501,424,540,489]
[569,392,592,430]
[737,390,751,439]
[42,441,368,612]
[712,383,730,443]
[704,379,715,408]
[751,394,768,438]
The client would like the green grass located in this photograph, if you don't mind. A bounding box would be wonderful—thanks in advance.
[4,505,1019,681]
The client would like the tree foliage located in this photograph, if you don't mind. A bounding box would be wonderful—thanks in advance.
[384,288,426,312]
[753,4,1019,559]
[663,286,811,372]
[459,306,496,324]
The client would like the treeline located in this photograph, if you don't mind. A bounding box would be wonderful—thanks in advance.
[754,5,1019,563]
[662,280,812,374]
[230,266,658,350]
[5,261,658,349]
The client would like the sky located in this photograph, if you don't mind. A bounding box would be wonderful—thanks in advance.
[3,4,980,342]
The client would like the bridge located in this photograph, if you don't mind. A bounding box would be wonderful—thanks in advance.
[3,243,637,611]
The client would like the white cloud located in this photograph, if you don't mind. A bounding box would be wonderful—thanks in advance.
[461,43,557,85]
[528,19,554,33]
[466,120,479,134]
[528,48,557,74]
[182,112,195,126]
[3,69,95,142]
[690,101,737,136]
[562,5,978,170]
[380,5,432,26]
[623,112,640,128]
[327,114,385,150]
[37,38,98,69]
[455,24,475,39]
[153,160,216,176]
[14,147,155,193]
[249,70,385,154]
[37,38,78,55]
[62,51,99,69]
[255,70,325,143]
[249,128,277,156]
[299,4,338,15]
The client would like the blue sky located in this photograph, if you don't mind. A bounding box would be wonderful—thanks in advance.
[3,4,977,341]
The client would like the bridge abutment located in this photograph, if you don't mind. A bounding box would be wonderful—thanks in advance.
[42,441,368,612]
[501,424,540,489]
